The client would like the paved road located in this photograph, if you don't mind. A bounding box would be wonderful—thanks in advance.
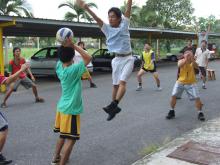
[1,61,220,165]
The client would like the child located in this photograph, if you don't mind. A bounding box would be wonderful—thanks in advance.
[77,0,134,121]
[166,51,205,121]
[136,43,162,91]
[1,47,44,108]
[51,38,91,165]
[0,63,29,164]
[74,41,97,88]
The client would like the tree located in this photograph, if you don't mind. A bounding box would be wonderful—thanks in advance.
[192,15,217,33]
[140,0,194,29]
[58,0,97,22]
[0,0,33,17]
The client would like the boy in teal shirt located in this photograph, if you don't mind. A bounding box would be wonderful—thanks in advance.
[52,38,91,165]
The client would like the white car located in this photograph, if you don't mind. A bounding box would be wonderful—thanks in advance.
[27,46,93,76]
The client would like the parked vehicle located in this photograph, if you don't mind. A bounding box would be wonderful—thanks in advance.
[27,46,93,76]
[91,49,142,71]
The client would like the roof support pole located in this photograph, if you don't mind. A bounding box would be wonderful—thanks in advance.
[0,28,6,92]
[99,38,102,49]
[0,20,16,92]
[156,39,160,61]
[148,33,152,44]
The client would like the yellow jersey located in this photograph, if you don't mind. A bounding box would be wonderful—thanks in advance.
[177,63,196,84]
[142,50,155,70]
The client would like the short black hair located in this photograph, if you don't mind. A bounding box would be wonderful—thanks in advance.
[201,40,207,44]
[108,7,122,19]
[145,43,151,46]
[58,46,75,63]
[13,47,21,53]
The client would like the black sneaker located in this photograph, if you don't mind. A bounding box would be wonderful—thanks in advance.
[90,83,97,88]
[0,154,12,165]
[107,107,121,121]
[103,101,117,114]
[198,112,205,121]
[166,110,175,119]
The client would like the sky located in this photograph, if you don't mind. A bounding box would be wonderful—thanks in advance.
[27,0,220,21]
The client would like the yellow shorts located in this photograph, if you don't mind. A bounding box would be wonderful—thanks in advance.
[81,69,91,80]
[54,111,80,140]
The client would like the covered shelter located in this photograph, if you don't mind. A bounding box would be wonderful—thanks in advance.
[0,15,220,92]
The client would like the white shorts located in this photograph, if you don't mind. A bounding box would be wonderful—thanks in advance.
[172,82,200,100]
[112,55,134,85]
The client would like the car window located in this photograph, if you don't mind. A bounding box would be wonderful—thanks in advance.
[93,49,103,57]
[34,49,48,59]
[49,48,58,58]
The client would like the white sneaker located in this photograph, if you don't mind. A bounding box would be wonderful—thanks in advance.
[136,86,142,91]
[156,87,162,91]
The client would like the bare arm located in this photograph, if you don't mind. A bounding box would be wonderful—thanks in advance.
[4,64,29,85]
[207,23,211,34]
[73,44,92,66]
[124,0,132,18]
[205,56,209,69]
[191,56,198,69]
[76,0,103,27]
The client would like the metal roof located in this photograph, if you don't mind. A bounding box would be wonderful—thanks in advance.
[1,15,220,39]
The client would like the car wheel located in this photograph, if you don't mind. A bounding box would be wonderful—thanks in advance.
[171,55,177,62]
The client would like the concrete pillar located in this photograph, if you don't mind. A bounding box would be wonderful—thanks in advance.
[156,39,160,60]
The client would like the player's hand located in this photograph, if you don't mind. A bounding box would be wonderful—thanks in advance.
[76,0,87,9]
[63,38,74,47]
[21,63,29,71]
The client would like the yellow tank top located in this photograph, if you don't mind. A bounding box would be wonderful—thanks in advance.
[142,50,155,70]
[178,63,196,84]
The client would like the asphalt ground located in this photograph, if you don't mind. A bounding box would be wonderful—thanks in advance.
[0,60,219,165]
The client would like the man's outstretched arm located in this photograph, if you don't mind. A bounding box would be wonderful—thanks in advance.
[76,0,103,27]
[124,0,132,18]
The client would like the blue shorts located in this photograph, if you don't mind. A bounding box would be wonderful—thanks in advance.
[0,112,8,132]
[172,82,200,100]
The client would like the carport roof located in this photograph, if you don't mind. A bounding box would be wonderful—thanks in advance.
[1,15,220,39]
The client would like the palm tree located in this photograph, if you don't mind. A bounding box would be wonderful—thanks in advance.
[58,0,97,22]
[0,0,33,17]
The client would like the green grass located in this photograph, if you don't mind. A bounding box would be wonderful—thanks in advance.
[4,47,182,61]
[139,144,159,156]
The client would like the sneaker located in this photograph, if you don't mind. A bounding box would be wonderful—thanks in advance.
[107,107,121,121]
[166,110,175,119]
[156,87,162,91]
[90,83,97,88]
[0,103,7,108]
[0,154,12,165]
[136,86,142,91]
[51,155,61,165]
[35,97,44,103]
[103,101,117,114]
[202,84,207,89]
[198,112,205,121]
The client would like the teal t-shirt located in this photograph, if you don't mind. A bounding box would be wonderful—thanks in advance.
[56,60,86,115]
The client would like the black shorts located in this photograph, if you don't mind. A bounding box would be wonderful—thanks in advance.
[142,62,157,73]
[142,67,156,73]
[199,67,206,77]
